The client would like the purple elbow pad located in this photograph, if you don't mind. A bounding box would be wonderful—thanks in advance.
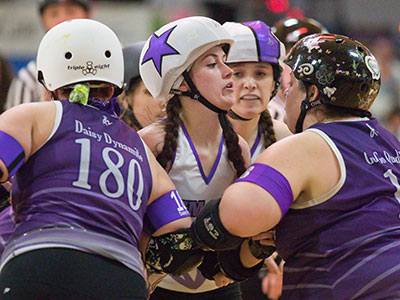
[234,163,293,217]
[144,190,190,234]
[0,131,25,180]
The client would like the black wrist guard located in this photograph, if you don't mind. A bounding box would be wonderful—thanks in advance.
[145,228,204,276]
[190,199,244,251]
[218,244,264,281]
[248,239,276,260]
[197,251,221,280]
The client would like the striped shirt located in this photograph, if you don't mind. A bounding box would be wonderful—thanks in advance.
[5,60,48,109]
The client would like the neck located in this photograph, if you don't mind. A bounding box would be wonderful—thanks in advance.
[229,115,260,146]
[179,96,222,142]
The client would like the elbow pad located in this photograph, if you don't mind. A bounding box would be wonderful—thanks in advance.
[190,199,244,251]
[145,228,204,276]
[218,244,264,281]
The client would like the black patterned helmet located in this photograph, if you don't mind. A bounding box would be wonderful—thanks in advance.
[285,33,381,110]
[272,18,327,50]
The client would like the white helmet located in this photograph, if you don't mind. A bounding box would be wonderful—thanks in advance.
[139,16,234,101]
[37,19,124,91]
[223,21,285,70]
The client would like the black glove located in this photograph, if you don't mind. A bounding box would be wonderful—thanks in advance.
[197,251,221,280]
[248,239,276,260]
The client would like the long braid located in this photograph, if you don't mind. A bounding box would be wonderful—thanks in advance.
[156,95,182,169]
[220,113,246,178]
[259,109,277,149]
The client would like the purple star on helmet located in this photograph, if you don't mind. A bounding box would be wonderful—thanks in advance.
[141,25,180,76]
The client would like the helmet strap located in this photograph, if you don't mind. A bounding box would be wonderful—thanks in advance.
[172,71,235,134]
[228,109,253,121]
[295,93,323,133]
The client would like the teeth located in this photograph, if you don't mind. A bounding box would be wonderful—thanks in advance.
[241,96,259,100]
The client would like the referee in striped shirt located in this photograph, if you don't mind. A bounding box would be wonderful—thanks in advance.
[5,0,92,109]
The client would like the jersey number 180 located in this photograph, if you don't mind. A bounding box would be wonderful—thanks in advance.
[72,138,144,211]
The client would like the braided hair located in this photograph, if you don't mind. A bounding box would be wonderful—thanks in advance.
[219,113,247,178]
[156,95,246,178]
[156,95,182,169]
[258,65,280,149]
[259,109,277,149]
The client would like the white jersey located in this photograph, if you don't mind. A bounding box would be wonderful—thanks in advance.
[5,60,47,110]
[158,121,236,293]
[250,125,266,163]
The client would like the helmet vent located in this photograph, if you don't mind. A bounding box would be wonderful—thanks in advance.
[105,50,111,58]
[335,38,344,44]
[357,45,364,53]
[360,83,369,94]
[65,52,72,60]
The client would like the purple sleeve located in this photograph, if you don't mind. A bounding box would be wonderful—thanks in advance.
[144,190,190,234]
[234,163,293,217]
[0,131,25,179]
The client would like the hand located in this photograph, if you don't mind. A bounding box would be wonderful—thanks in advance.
[251,230,275,247]
[262,252,284,300]
[264,252,283,274]
[261,271,283,300]
[213,272,233,288]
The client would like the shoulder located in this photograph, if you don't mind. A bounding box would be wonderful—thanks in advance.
[138,120,166,156]
[255,130,340,200]
[272,119,292,141]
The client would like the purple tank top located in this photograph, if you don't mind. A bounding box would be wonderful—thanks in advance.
[275,118,400,300]
[4,101,152,275]
[0,206,14,256]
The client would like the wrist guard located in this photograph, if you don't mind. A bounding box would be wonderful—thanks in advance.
[218,244,264,281]
[145,228,204,276]
[197,251,221,280]
[248,239,276,260]
[190,199,244,251]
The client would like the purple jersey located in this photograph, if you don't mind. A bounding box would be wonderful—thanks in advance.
[275,118,400,299]
[0,207,14,256]
[1,101,152,277]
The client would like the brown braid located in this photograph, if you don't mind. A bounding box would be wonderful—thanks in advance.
[259,109,277,149]
[220,113,247,178]
[156,95,182,169]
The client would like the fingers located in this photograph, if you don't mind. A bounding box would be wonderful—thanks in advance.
[213,272,233,288]
[251,230,274,241]
[262,272,283,300]
[264,256,280,274]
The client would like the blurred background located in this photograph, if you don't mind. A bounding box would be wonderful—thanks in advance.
[1,0,400,133]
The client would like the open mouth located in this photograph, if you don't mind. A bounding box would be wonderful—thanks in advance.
[225,82,233,89]
[240,95,259,100]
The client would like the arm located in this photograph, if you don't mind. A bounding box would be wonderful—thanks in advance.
[142,142,203,277]
[0,102,56,182]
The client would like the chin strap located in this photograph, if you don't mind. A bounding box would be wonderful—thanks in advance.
[295,96,323,133]
[295,98,372,133]
[227,109,253,121]
[171,71,232,133]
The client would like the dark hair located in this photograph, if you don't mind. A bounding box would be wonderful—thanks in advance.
[259,109,276,149]
[156,95,182,169]
[120,77,142,130]
[157,95,246,178]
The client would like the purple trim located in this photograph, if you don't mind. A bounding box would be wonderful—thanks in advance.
[235,163,293,216]
[250,124,262,158]
[167,150,177,174]
[145,190,190,232]
[180,120,224,185]
[243,21,280,64]
[0,131,25,179]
